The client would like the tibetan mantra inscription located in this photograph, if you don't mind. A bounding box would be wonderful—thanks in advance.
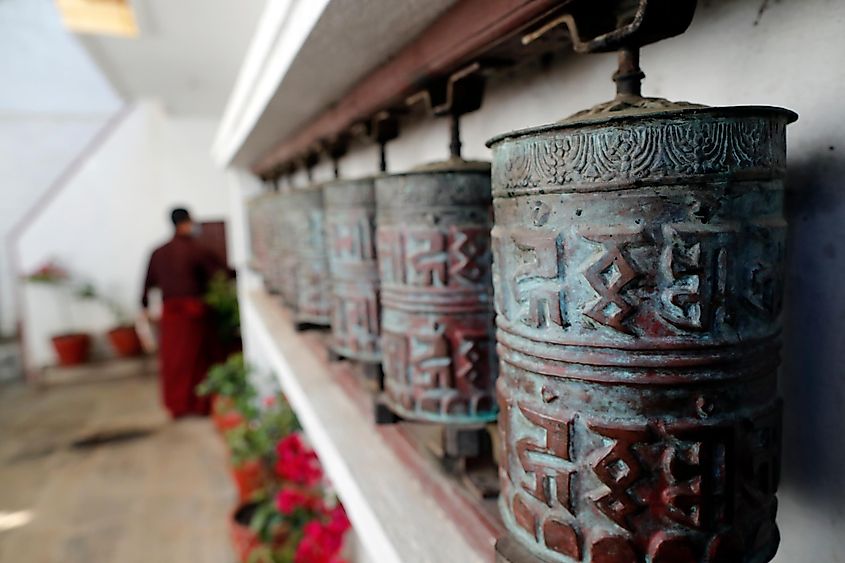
[488,106,796,563]
[325,178,381,363]
[375,163,497,424]
[289,186,331,327]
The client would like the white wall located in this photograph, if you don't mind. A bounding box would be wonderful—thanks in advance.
[234,0,845,560]
[16,101,232,369]
[0,0,122,338]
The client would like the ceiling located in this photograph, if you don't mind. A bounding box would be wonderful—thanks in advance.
[213,0,459,167]
[77,0,267,116]
[0,0,120,116]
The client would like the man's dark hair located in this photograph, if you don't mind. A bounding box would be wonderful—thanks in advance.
[170,207,191,226]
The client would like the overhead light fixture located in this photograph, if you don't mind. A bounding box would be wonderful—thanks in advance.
[55,0,139,38]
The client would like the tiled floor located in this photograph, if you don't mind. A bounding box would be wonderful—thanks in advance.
[0,370,235,562]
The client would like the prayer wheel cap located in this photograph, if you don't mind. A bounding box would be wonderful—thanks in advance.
[487,103,798,147]
[408,157,491,174]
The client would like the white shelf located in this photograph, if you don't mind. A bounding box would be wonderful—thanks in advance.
[242,290,493,563]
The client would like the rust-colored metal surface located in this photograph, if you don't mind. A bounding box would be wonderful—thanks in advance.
[324,178,380,363]
[489,104,796,562]
[252,0,569,176]
[375,162,497,424]
[288,186,331,327]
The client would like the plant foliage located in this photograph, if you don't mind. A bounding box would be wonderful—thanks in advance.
[205,271,240,345]
[198,353,257,420]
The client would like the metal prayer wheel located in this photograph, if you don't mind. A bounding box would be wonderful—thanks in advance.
[275,190,300,308]
[375,161,498,424]
[490,103,796,562]
[324,178,381,363]
[247,192,273,283]
[288,185,331,327]
[262,192,286,295]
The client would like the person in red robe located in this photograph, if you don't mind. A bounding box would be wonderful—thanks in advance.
[141,207,228,418]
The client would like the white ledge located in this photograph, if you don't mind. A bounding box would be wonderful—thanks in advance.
[243,290,490,563]
[212,0,457,169]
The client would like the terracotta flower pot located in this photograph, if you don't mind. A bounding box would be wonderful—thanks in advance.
[212,395,245,434]
[230,502,260,563]
[51,333,91,366]
[231,458,265,503]
[106,325,143,358]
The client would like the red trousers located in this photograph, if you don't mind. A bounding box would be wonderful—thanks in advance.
[158,297,214,417]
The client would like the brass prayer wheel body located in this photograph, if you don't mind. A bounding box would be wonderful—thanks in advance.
[325,178,380,363]
[289,186,331,326]
[489,105,796,562]
[375,163,498,424]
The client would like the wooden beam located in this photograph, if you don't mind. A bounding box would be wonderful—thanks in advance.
[251,0,567,175]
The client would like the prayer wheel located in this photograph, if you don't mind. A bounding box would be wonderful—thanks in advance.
[324,178,381,364]
[375,161,497,424]
[263,192,285,295]
[288,185,331,327]
[490,102,796,562]
[275,190,299,308]
[247,193,272,283]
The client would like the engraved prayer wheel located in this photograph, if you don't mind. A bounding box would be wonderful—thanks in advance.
[263,192,286,295]
[325,178,381,363]
[489,103,796,562]
[288,186,331,327]
[276,190,299,308]
[375,161,498,424]
[247,193,273,282]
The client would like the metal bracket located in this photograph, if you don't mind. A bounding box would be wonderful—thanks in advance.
[525,0,697,53]
[407,63,486,117]
[300,150,320,182]
[319,135,349,179]
[407,63,486,159]
[524,0,697,96]
[362,111,401,172]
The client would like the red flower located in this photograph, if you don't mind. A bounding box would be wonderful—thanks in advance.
[276,488,323,515]
[293,519,347,563]
[275,434,322,486]
[325,505,350,535]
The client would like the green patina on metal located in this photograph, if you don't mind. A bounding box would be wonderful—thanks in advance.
[288,185,331,327]
[375,161,498,424]
[489,100,797,562]
[324,177,381,364]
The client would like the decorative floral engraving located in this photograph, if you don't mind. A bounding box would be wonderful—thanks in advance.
[496,119,783,194]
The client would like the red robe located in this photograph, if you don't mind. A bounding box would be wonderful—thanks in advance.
[142,234,227,418]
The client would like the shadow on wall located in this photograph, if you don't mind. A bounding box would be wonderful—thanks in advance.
[781,142,845,510]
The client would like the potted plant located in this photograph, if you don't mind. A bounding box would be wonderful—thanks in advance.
[106,323,143,358]
[231,500,263,563]
[237,434,350,563]
[226,394,302,503]
[205,271,242,357]
[103,293,143,358]
[25,261,92,367]
[198,353,258,433]
[226,422,273,503]
[76,282,145,358]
